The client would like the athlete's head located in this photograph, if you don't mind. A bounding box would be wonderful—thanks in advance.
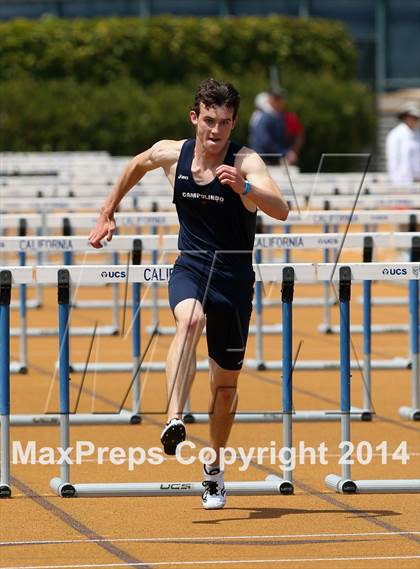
[191,78,240,121]
[190,78,240,153]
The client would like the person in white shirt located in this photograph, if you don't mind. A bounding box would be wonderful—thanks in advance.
[386,103,420,186]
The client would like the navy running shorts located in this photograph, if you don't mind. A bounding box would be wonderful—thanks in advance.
[168,256,255,371]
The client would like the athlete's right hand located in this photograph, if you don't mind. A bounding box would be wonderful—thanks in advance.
[88,212,117,249]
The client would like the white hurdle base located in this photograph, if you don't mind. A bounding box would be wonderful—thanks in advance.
[50,476,293,498]
[398,406,420,421]
[356,296,414,306]
[73,298,337,309]
[264,297,337,307]
[146,324,283,336]
[73,298,168,309]
[245,357,411,371]
[183,407,372,423]
[66,360,210,373]
[325,474,420,494]
[11,299,41,309]
[10,361,27,374]
[11,325,118,337]
[319,323,413,334]
[9,410,140,426]
[69,357,411,373]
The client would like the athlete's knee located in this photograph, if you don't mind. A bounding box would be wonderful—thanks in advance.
[211,384,238,406]
[176,312,205,337]
[210,364,239,402]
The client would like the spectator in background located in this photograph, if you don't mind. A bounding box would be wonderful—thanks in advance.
[386,103,420,186]
[249,88,304,166]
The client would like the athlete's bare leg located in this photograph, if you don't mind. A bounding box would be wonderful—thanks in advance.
[208,357,240,466]
[166,298,205,419]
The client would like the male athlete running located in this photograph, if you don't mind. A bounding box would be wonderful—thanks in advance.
[89,78,289,509]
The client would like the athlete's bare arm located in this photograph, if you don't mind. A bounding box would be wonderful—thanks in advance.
[215,147,289,220]
[88,140,182,248]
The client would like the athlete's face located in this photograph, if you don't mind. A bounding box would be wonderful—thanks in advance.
[190,103,236,154]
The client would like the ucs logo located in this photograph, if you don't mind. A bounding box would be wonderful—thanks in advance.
[382,267,407,276]
[160,483,192,490]
[412,265,420,278]
[100,271,127,278]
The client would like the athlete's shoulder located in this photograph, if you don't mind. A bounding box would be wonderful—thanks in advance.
[149,139,186,166]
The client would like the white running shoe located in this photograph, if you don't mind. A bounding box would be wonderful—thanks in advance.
[160,417,186,455]
[202,465,226,510]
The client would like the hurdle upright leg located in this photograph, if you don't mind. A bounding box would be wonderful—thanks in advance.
[34,198,47,308]
[319,217,333,333]
[111,252,120,333]
[52,269,75,497]
[131,239,142,422]
[266,267,295,490]
[399,235,420,421]
[362,278,372,413]
[254,245,265,370]
[0,270,12,498]
[150,201,159,330]
[18,237,28,373]
[399,271,420,419]
[362,236,373,416]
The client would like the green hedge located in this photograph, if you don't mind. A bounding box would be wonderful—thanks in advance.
[0,74,375,172]
[0,15,357,84]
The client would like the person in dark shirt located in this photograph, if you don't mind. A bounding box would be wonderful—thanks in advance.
[249,88,304,166]
[89,78,289,509]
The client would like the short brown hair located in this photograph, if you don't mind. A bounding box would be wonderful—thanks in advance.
[192,78,240,120]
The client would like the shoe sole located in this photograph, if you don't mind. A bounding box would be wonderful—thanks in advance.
[161,422,186,455]
[202,487,226,510]
[202,501,226,510]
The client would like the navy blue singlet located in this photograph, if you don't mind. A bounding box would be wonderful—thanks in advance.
[168,138,257,370]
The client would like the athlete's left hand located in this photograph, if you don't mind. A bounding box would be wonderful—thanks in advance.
[215,165,246,195]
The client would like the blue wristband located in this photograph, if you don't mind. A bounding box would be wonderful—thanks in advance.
[242,179,251,195]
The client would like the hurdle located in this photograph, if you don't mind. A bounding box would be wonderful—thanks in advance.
[263,210,419,334]
[0,235,158,345]
[324,266,420,494]
[47,266,295,498]
[246,235,418,372]
[247,261,419,426]
[1,238,163,425]
[330,224,419,333]
[43,212,177,312]
[7,235,166,426]
[0,267,33,497]
[10,241,148,426]
[0,236,159,399]
[158,231,419,373]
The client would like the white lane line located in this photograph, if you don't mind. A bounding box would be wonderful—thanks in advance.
[1,530,418,547]
[1,554,420,569]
